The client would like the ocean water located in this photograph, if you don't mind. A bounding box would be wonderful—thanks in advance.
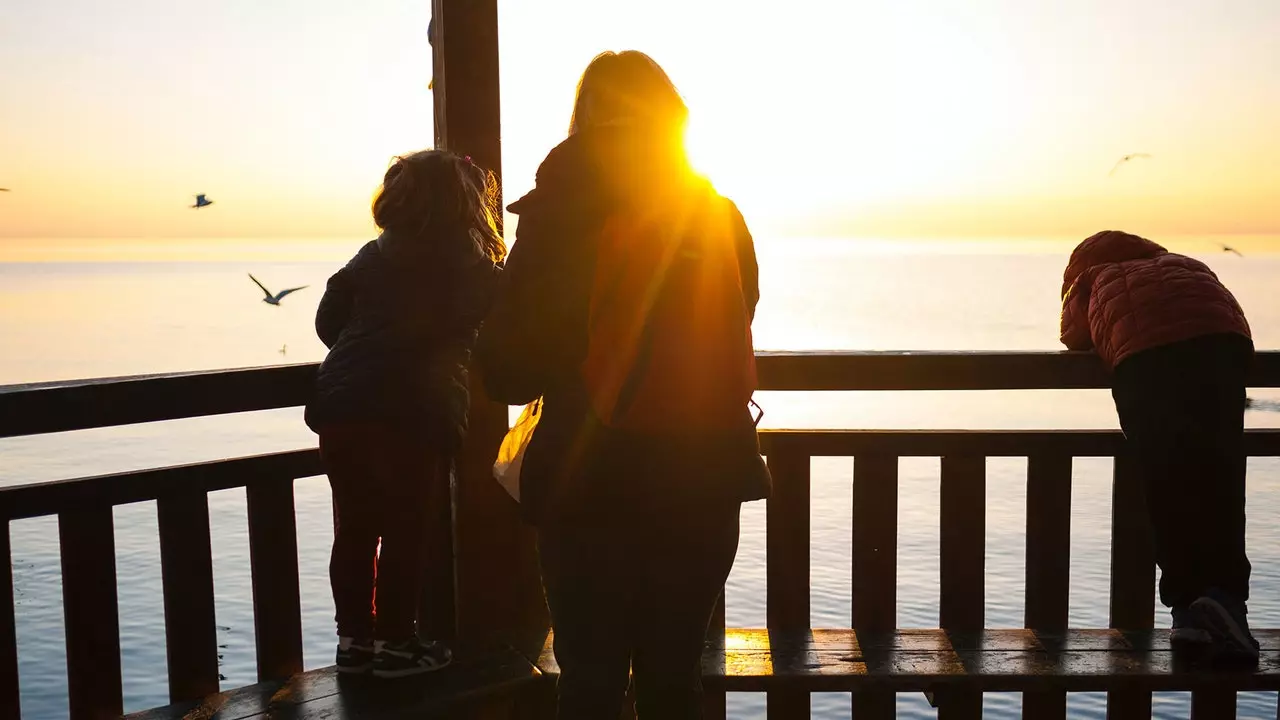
[3,238,1280,719]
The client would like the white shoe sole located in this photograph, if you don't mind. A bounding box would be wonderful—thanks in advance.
[1170,627,1212,645]
[371,658,451,679]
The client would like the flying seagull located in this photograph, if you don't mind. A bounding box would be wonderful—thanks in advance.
[1109,153,1152,177]
[249,274,308,306]
[191,194,214,209]
[1220,243,1244,257]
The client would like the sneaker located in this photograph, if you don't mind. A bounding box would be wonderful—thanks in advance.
[336,636,375,674]
[1190,589,1260,663]
[372,638,453,679]
[1170,606,1212,646]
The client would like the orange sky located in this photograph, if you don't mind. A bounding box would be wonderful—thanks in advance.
[1,0,1278,247]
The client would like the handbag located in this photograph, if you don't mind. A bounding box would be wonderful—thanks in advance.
[493,397,542,502]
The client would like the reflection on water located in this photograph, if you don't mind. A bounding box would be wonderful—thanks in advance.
[3,240,1280,719]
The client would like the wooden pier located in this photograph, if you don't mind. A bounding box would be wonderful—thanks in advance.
[5,351,1280,719]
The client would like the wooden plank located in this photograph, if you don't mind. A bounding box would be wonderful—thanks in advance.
[753,350,1280,392]
[853,455,898,633]
[0,522,19,720]
[540,628,1280,694]
[246,477,303,681]
[156,492,219,701]
[703,591,727,720]
[853,455,898,719]
[1107,453,1155,720]
[124,647,541,720]
[939,455,985,720]
[1109,453,1156,630]
[0,363,317,438]
[1190,689,1235,719]
[433,0,549,662]
[766,449,810,718]
[755,428,1280,460]
[767,449,811,631]
[7,351,1280,437]
[1025,455,1072,631]
[1024,454,1072,719]
[941,455,985,632]
[1,449,322,521]
[59,505,122,719]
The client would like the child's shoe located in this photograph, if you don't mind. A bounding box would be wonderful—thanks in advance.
[1190,588,1260,663]
[1170,606,1212,647]
[336,636,375,674]
[372,637,453,678]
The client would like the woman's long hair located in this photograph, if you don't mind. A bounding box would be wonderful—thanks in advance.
[568,50,689,138]
[372,150,507,263]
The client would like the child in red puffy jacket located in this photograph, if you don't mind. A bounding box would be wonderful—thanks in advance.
[1060,230,1256,661]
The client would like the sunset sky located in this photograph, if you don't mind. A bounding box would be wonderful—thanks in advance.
[1,0,1277,247]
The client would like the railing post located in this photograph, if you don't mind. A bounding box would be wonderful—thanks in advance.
[246,477,303,681]
[433,0,551,671]
[59,505,122,720]
[1107,452,1155,720]
[157,491,219,701]
[1023,454,1072,720]
[1,521,19,720]
[852,454,898,720]
[766,448,811,718]
[938,455,985,720]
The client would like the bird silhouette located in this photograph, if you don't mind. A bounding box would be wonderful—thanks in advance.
[249,274,308,306]
[1109,153,1152,177]
[1220,243,1244,257]
[191,194,214,209]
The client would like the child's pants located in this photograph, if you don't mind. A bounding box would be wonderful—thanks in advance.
[319,424,450,641]
[1111,333,1253,609]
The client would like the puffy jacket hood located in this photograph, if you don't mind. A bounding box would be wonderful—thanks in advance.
[1062,230,1167,299]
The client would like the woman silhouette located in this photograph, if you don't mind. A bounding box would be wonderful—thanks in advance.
[477,51,769,719]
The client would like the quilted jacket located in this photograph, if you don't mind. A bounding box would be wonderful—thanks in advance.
[305,231,501,452]
[1059,230,1251,369]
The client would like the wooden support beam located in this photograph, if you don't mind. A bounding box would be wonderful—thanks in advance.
[432,0,549,662]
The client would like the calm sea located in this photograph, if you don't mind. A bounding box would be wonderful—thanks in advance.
[3,237,1280,719]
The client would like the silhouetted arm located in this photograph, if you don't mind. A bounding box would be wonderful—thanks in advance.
[1059,276,1093,351]
[727,199,760,321]
[315,269,354,349]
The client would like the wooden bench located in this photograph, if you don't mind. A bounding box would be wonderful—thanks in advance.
[124,647,540,720]
[536,628,1280,717]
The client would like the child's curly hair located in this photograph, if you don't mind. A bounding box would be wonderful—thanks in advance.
[372,150,507,262]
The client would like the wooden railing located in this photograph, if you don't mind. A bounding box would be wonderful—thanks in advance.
[2,352,1279,719]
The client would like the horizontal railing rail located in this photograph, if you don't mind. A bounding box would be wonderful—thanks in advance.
[5,351,1280,439]
[4,352,1280,719]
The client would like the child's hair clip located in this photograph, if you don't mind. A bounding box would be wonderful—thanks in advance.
[463,155,473,165]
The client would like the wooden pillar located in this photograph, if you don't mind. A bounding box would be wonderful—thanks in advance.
[431,0,550,662]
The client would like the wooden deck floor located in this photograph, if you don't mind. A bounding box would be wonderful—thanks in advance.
[125,629,1280,719]
[125,647,540,720]
[539,628,1280,694]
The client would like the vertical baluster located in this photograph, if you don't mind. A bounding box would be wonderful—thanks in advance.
[852,454,898,720]
[246,477,303,681]
[702,590,726,720]
[1191,689,1235,719]
[1,522,19,720]
[939,455,985,720]
[1023,454,1071,720]
[59,506,123,719]
[766,449,810,718]
[157,492,219,701]
[1107,452,1155,720]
